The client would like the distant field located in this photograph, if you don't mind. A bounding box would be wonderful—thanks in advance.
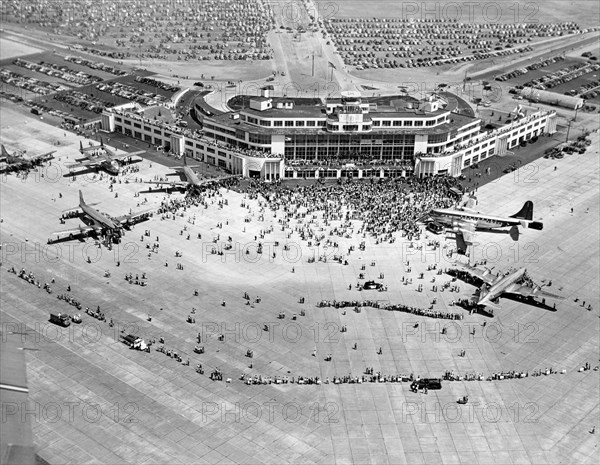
[0,37,42,59]
[317,0,600,27]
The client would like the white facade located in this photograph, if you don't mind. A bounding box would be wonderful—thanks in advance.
[414,110,557,176]
[102,98,557,180]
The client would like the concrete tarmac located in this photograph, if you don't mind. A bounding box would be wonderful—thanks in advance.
[1,105,598,464]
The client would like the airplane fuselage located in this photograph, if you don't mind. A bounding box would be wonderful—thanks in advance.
[432,209,522,230]
[182,166,202,188]
[100,160,120,175]
[481,268,526,303]
[81,204,118,231]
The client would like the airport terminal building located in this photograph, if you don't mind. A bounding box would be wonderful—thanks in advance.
[101,90,558,180]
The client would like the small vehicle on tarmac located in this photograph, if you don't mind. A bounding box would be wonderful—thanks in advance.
[49,313,71,327]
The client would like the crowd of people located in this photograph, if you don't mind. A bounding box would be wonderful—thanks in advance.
[238,362,597,387]
[287,157,414,169]
[246,175,460,244]
[317,299,464,320]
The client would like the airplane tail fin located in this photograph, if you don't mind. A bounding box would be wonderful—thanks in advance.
[475,285,488,299]
[509,225,520,241]
[79,190,86,207]
[510,201,533,221]
[1,144,10,159]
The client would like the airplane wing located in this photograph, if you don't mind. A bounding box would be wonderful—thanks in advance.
[446,220,476,253]
[144,180,188,187]
[208,174,240,182]
[192,175,240,186]
[50,225,97,239]
[455,230,472,254]
[114,208,154,226]
[29,151,56,162]
[110,150,145,162]
[504,283,565,300]
[460,264,498,285]
[533,287,565,300]
[66,159,101,169]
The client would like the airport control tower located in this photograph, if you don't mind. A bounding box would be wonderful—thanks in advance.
[325,91,372,133]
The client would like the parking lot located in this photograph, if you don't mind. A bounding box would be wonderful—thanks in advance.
[0,49,184,124]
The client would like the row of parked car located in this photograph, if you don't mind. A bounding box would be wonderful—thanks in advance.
[0,90,23,103]
[13,58,103,86]
[525,63,600,91]
[22,98,83,122]
[65,55,127,76]
[94,80,169,106]
[564,78,600,99]
[349,45,533,69]
[0,69,69,95]
[134,75,180,93]
[544,135,591,159]
[54,90,114,114]
[495,55,565,81]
